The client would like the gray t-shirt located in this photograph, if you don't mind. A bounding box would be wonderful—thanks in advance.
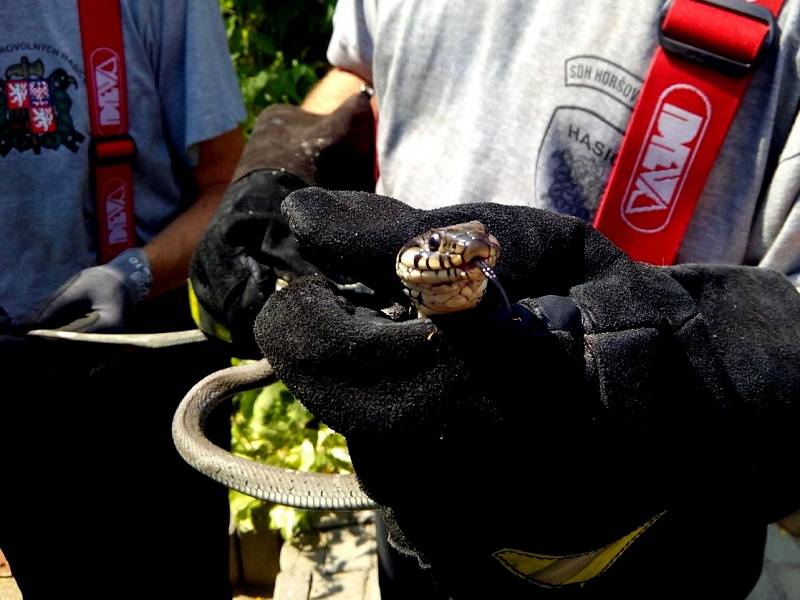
[328,0,800,283]
[0,0,246,315]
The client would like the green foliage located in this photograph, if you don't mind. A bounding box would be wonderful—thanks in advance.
[220,0,338,132]
[229,367,353,541]
[222,2,349,542]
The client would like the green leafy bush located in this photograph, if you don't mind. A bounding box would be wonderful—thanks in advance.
[221,0,351,542]
[221,0,338,133]
[229,374,352,541]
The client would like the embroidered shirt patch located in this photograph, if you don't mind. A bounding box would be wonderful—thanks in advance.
[0,56,85,156]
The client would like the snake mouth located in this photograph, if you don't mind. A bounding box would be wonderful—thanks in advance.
[396,230,498,283]
[396,247,491,286]
[395,224,501,316]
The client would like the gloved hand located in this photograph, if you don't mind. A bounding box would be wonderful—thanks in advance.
[0,304,10,333]
[254,189,800,593]
[189,90,375,356]
[14,247,152,333]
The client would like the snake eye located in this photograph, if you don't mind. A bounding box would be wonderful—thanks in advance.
[428,233,441,252]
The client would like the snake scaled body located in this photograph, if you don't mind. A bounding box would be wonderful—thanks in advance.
[172,221,501,510]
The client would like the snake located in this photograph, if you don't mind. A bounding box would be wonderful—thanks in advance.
[396,220,506,317]
[171,221,502,510]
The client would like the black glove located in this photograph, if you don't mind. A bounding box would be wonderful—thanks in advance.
[0,305,9,332]
[14,248,152,333]
[189,91,375,356]
[255,189,800,595]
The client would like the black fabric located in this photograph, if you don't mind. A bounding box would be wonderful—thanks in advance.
[0,304,9,331]
[0,288,231,600]
[375,513,447,600]
[190,93,375,356]
[254,189,800,598]
[191,169,314,356]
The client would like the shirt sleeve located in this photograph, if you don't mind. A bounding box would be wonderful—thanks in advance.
[749,100,800,288]
[326,0,376,83]
[150,0,246,167]
[752,153,800,288]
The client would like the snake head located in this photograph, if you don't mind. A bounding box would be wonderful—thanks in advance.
[395,220,500,317]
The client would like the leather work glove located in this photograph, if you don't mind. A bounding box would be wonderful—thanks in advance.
[255,189,800,596]
[14,247,152,333]
[189,90,375,356]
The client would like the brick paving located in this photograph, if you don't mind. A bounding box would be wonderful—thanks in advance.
[273,511,379,600]
[3,517,794,599]
[0,511,379,600]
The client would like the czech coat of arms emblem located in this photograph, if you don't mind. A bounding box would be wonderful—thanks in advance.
[0,56,85,156]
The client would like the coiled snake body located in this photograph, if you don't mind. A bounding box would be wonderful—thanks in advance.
[172,221,500,509]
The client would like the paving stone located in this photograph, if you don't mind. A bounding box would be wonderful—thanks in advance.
[320,526,377,574]
[309,569,379,600]
[274,512,380,600]
[280,535,329,574]
[274,569,313,600]
[747,524,800,600]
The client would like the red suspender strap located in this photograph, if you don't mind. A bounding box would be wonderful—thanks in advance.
[593,0,784,265]
[77,0,136,263]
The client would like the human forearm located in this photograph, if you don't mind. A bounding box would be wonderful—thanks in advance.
[143,182,228,298]
[145,126,244,299]
[302,68,370,115]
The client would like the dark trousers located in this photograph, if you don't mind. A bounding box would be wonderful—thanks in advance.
[375,514,447,600]
[0,292,232,599]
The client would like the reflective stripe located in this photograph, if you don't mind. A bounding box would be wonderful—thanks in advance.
[493,511,666,587]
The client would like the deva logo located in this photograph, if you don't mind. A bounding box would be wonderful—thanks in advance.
[89,47,122,130]
[102,178,130,245]
[621,84,710,233]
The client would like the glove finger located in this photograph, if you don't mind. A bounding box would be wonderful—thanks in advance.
[50,310,102,333]
[283,188,635,302]
[14,303,92,332]
[255,274,460,438]
[11,275,88,331]
[282,188,419,299]
[18,280,127,334]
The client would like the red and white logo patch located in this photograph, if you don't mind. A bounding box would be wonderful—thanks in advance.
[5,79,55,134]
[90,47,123,132]
[5,81,29,109]
[620,84,711,233]
[102,178,131,245]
